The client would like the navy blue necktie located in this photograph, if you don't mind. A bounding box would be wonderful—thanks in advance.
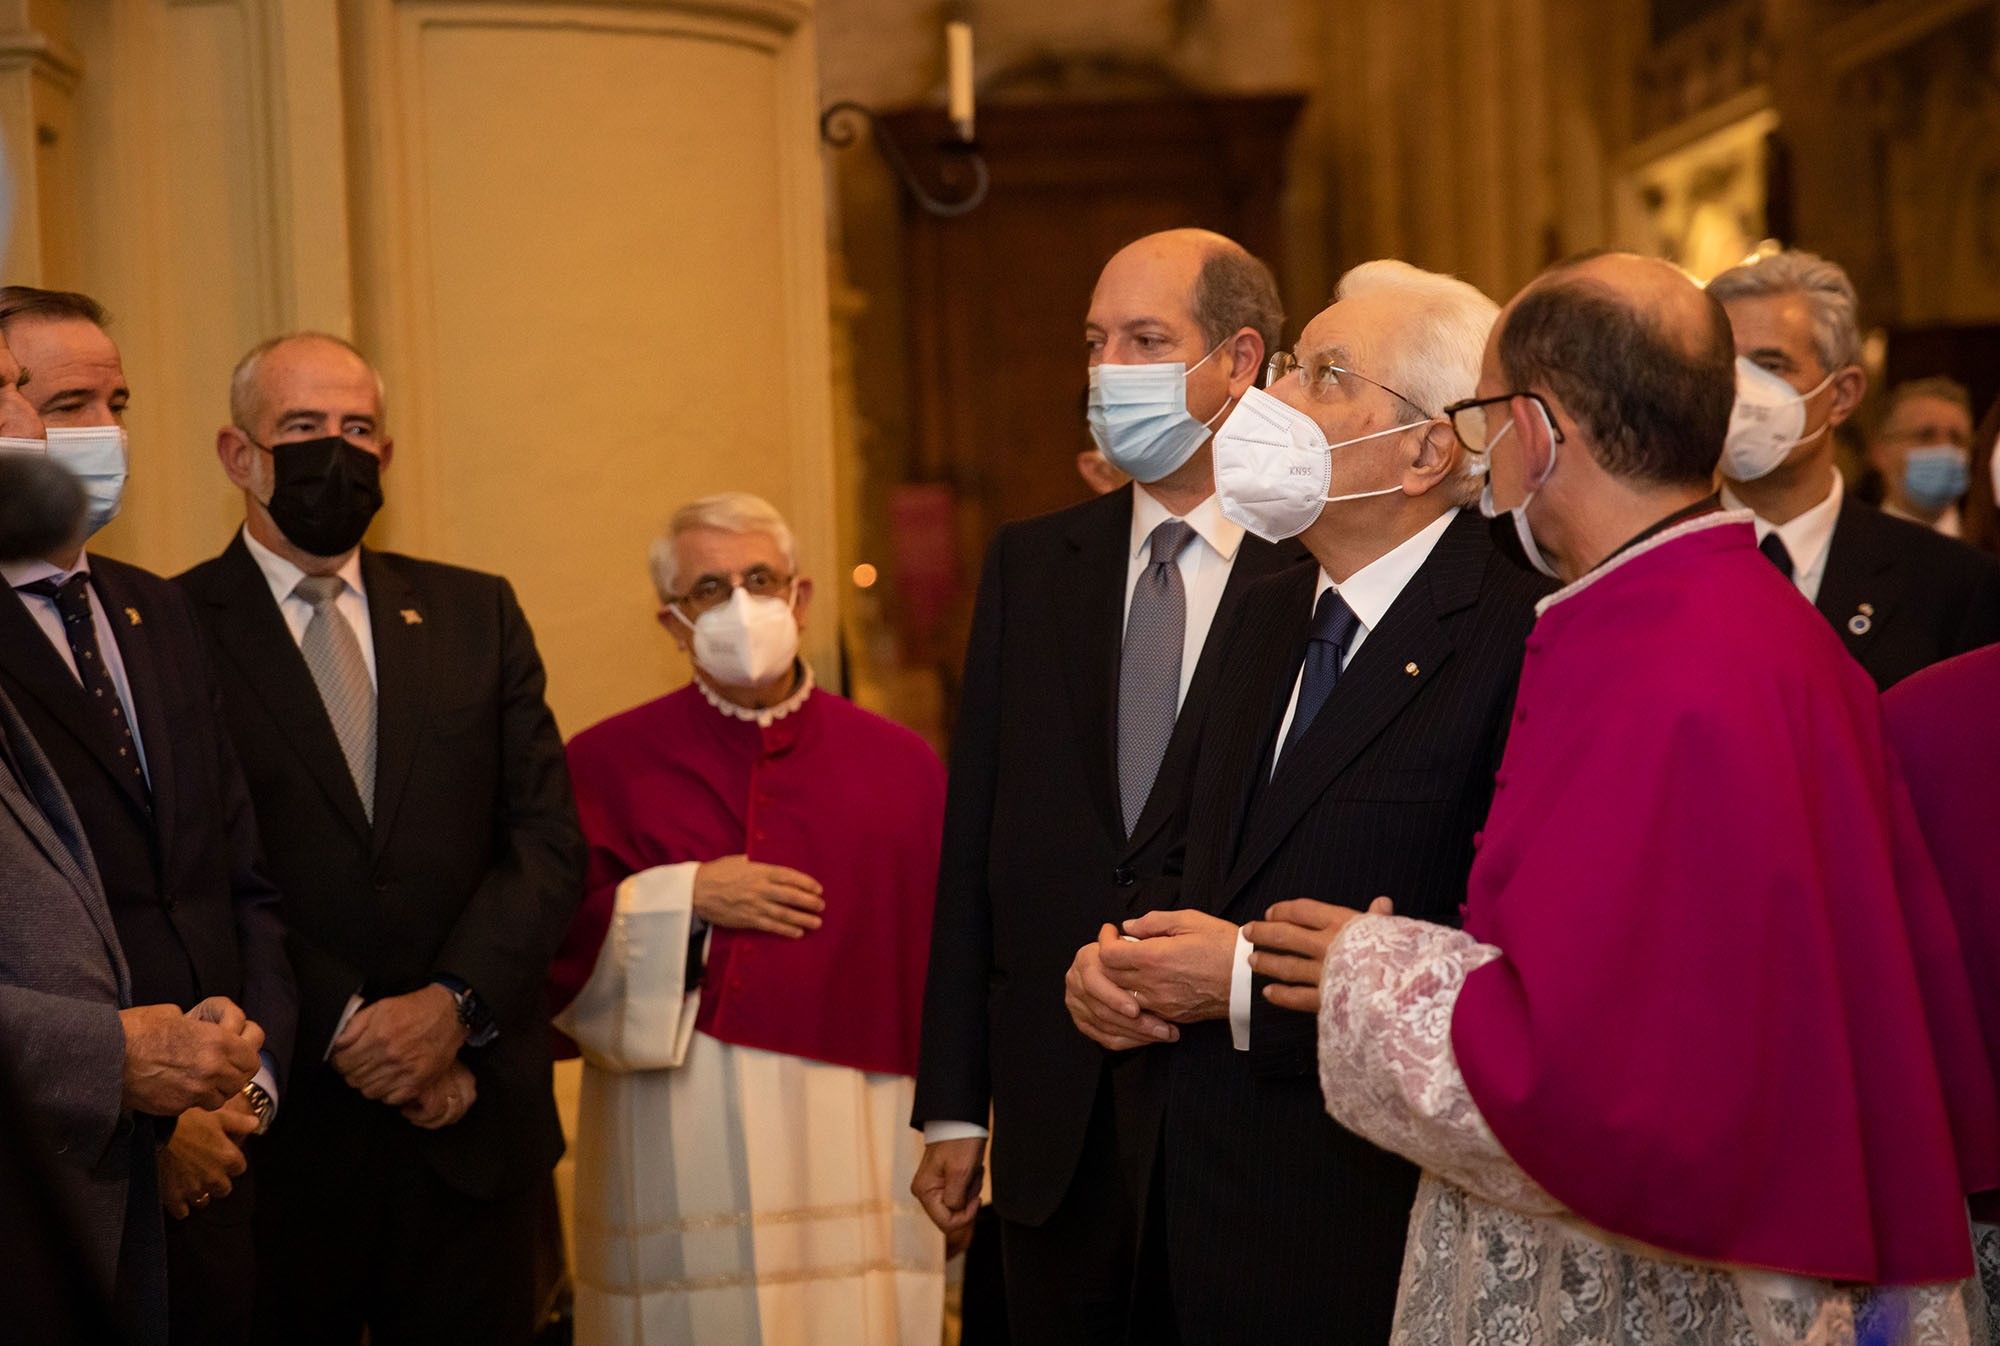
[19,573,148,798]
[1759,531,1795,582]
[1278,588,1361,767]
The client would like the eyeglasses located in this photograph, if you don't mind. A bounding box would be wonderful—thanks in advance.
[668,567,795,618]
[1440,391,1566,454]
[1265,351,1430,417]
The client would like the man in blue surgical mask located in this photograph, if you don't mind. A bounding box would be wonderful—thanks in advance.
[0,288,296,1346]
[912,229,1307,1343]
[1873,376,1977,535]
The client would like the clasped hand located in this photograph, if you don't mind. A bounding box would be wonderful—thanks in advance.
[1064,909,1237,1051]
[1244,897,1393,1014]
[329,985,466,1107]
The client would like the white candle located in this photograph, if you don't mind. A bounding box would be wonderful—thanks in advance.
[946,21,975,142]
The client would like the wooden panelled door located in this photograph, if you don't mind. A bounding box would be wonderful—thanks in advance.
[882,93,1303,678]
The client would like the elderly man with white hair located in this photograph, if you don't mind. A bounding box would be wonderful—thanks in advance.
[1061,261,1551,1342]
[549,492,947,1346]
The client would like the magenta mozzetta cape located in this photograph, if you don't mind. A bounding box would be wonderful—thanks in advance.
[1885,642,2000,1219]
[1451,513,2000,1284]
[549,678,945,1078]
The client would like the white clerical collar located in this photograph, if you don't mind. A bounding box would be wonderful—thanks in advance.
[1537,509,1749,616]
[1129,486,1245,564]
[1721,471,1842,588]
[697,661,815,728]
[1312,507,1458,634]
[241,525,366,608]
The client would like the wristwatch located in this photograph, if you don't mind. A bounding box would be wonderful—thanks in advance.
[241,1080,275,1135]
[433,976,497,1047]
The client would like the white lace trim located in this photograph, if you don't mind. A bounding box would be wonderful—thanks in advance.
[1535,508,1750,617]
[696,661,815,728]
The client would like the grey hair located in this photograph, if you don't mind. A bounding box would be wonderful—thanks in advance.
[1705,250,1862,374]
[649,492,797,601]
[229,332,388,430]
[1334,260,1499,496]
[1192,246,1284,360]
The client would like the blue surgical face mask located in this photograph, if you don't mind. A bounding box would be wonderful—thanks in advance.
[44,426,129,538]
[1086,339,1232,483]
[1902,444,1970,513]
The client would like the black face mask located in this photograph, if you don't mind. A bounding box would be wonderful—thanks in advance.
[257,435,384,557]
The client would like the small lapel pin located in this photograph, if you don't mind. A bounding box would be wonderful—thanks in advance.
[1848,606,1873,637]
[1404,661,1420,677]
[400,608,423,626]
[123,607,141,627]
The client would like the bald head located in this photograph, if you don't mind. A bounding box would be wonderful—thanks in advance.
[1089,229,1282,363]
[229,332,386,437]
[1496,251,1736,486]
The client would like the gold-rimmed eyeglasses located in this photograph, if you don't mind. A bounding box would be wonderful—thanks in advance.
[1264,351,1430,417]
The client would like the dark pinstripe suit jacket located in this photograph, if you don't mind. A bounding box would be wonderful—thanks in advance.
[1124,507,1550,1344]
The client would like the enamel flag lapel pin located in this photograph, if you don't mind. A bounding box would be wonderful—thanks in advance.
[124,607,142,627]
[401,608,423,626]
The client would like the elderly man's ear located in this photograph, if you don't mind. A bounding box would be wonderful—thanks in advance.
[1404,420,1461,494]
[791,577,815,632]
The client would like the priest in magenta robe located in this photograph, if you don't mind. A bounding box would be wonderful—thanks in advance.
[1885,642,2000,1314]
[1249,254,2000,1345]
[547,493,947,1346]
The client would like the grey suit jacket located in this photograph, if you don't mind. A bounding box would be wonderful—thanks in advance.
[0,681,152,1312]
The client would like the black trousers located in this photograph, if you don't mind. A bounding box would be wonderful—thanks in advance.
[166,1164,256,1345]
[250,1119,539,1346]
[997,1074,1139,1346]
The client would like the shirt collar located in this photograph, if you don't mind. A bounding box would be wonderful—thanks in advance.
[241,525,367,606]
[2,549,90,590]
[1129,486,1245,563]
[1314,508,1458,633]
[1721,472,1842,577]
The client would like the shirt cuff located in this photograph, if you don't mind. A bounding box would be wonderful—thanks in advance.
[1229,926,1253,1052]
[923,1120,990,1144]
[253,1055,279,1117]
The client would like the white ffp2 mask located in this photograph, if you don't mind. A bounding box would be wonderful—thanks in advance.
[679,588,800,689]
[1212,386,1415,541]
[1722,359,1835,482]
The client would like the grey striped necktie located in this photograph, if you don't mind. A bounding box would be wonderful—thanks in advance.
[293,575,376,820]
[1118,519,1197,836]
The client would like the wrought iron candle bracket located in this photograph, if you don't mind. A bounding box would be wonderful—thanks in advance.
[819,100,990,219]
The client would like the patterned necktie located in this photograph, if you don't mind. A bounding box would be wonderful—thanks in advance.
[1759,531,1796,583]
[1117,519,1197,836]
[18,574,148,798]
[1277,588,1362,768]
[293,575,376,820]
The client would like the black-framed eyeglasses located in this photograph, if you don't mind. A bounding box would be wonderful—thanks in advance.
[668,566,795,617]
[1265,350,1431,417]
[1440,391,1566,454]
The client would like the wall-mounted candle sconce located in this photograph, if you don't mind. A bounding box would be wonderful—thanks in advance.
[819,20,989,218]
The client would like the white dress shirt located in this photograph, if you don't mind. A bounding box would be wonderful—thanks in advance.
[923,490,1249,1147]
[1883,495,1961,538]
[1123,488,1246,713]
[1229,507,1459,1051]
[2,551,152,786]
[1721,471,1843,605]
[240,526,377,685]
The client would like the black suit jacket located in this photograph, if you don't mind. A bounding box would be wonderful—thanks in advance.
[1132,509,1548,1343]
[178,537,584,1200]
[0,555,295,1088]
[1816,499,2000,689]
[914,486,1307,1225]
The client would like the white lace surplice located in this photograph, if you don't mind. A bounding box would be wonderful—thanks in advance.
[554,864,944,1346]
[1316,915,1986,1346]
